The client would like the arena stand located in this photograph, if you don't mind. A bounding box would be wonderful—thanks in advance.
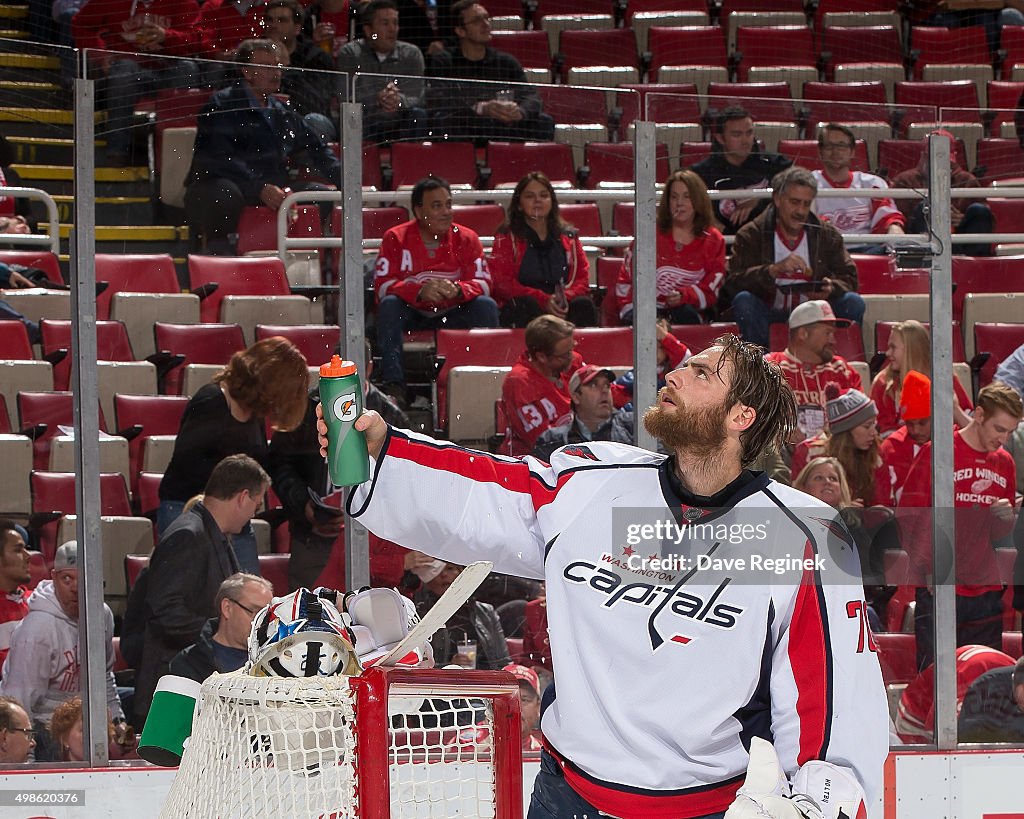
[3,1,1024,810]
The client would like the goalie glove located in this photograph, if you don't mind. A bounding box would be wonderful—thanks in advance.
[344,587,434,668]
[725,738,867,819]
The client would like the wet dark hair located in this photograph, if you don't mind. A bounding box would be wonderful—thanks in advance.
[411,175,451,210]
[714,334,798,467]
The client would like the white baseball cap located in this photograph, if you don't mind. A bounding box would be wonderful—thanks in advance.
[788,300,851,330]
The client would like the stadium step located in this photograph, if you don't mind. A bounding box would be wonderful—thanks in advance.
[10,163,150,197]
[0,79,64,107]
[51,194,153,224]
[42,224,188,256]
[4,135,106,165]
[0,5,28,19]
[0,52,58,70]
[0,28,26,38]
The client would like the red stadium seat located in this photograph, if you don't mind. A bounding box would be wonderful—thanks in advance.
[18,391,108,471]
[0,250,63,285]
[820,25,903,84]
[952,256,1024,324]
[0,320,33,360]
[875,631,918,684]
[624,0,709,20]
[616,83,702,141]
[361,143,384,189]
[113,393,189,498]
[802,81,890,127]
[356,206,408,239]
[485,142,576,187]
[973,322,1024,387]
[975,138,1024,184]
[137,471,162,518]
[671,323,742,352]
[707,82,796,127]
[559,203,603,237]
[187,255,291,324]
[812,0,899,30]
[94,253,181,321]
[40,319,135,392]
[31,470,132,517]
[153,87,208,172]
[254,324,340,367]
[451,204,505,236]
[893,81,981,137]
[389,141,479,189]
[877,138,968,178]
[648,26,728,80]
[573,327,633,367]
[0,394,11,435]
[679,142,712,168]
[909,26,991,81]
[556,29,639,83]
[989,198,1024,234]
[777,139,870,173]
[235,205,323,256]
[152,322,245,395]
[489,30,552,70]
[583,141,671,188]
[612,202,634,236]
[720,0,805,24]
[596,256,624,326]
[258,553,290,597]
[1003,631,1023,658]
[434,329,526,430]
[735,26,815,82]
[986,81,1024,138]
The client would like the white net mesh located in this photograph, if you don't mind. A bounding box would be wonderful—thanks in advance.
[160,671,511,819]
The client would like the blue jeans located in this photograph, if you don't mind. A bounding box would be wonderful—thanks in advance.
[731,290,866,350]
[528,751,726,819]
[376,294,499,385]
[103,58,198,155]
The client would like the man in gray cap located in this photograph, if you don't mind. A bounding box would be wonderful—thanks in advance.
[0,541,126,761]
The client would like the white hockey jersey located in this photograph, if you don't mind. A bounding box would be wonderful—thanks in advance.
[349,429,889,819]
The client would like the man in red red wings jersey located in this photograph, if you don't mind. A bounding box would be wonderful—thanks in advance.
[374,176,499,402]
[898,382,1023,670]
[764,300,863,442]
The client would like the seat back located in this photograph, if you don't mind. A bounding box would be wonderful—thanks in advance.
[0,320,33,360]
[40,319,135,391]
[235,206,324,256]
[152,322,246,394]
[584,141,671,187]
[489,30,552,69]
[94,254,180,320]
[18,391,108,470]
[254,324,340,367]
[736,25,815,71]
[187,255,291,324]
[803,81,890,126]
[125,553,151,593]
[973,322,1024,387]
[114,393,190,496]
[706,82,796,125]
[559,203,603,237]
[435,329,525,430]
[670,322,741,353]
[486,142,576,187]
[390,142,478,188]
[137,471,163,518]
[910,25,990,78]
[778,139,870,173]
[877,138,968,178]
[0,250,63,284]
[451,205,505,237]
[821,25,903,82]
[357,206,408,239]
[976,138,1024,184]
[648,26,728,74]
[557,29,638,81]
[964,294,1024,358]
[573,327,633,367]
[31,470,132,516]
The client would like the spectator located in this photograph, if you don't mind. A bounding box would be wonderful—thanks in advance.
[521,585,550,673]
[0,264,42,344]
[609,319,691,411]
[394,0,452,57]
[504,663,543,750]
[723,166,863,350]
[336,0,428,143]
[426,0,554,142]
[764,300,863,441]
[792,455,896,626]
[690,105,791,235]
[958,653,1024,742]
[136,454,272,726]
[614,170,726,326]
[994,340,1024,398]
[72,0,200,166]
[414,562,511,669]
[184,39,341,256]
[373,175,498,405]
[0,542,126,761]
[302,0,349,58]
[892,129,994,257]
[499,314,582,457]
[897,645,1015,743]
[869,319,972,436]
[533,365,634,461]
[168,573,273,683]
[0,696,35,763]
[812,123,905,254]
[196,0,265,69]
[0,521,30,673]
[0,135,37,230]
[267,344,410,590]
[791,385,892,507]
[158,336,308,571]
[262,0,337,141]
[49,695,138,762]
[879,370,934,503]
[899,382,1023,670]
[490,172,597,329]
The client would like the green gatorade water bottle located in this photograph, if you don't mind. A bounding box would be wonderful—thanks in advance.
[320,356,370,486]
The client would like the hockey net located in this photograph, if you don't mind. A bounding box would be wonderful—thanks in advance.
[160,666,523,819]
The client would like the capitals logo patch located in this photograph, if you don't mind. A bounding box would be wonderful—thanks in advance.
[562,445,599,461]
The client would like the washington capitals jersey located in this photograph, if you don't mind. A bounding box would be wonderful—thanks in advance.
[349,430,888,819]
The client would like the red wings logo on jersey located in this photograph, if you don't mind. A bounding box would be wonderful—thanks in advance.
[562,445,599,461]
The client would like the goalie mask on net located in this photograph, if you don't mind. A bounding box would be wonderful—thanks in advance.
[248,588,361,677]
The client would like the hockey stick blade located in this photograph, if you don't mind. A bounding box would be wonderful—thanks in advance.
[375,560,493,667]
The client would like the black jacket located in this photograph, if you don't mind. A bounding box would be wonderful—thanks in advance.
[168,617,219,684]
[415,588,511,671]
[135,503,239,725]
[690,149,792,235]
[958,666,1024,742]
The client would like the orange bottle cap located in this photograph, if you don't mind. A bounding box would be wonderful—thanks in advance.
[320,355,357,377]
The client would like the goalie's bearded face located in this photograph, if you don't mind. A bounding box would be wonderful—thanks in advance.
[644,349,732,455]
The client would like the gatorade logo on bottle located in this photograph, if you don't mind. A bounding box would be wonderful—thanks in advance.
[334,393,358,422]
